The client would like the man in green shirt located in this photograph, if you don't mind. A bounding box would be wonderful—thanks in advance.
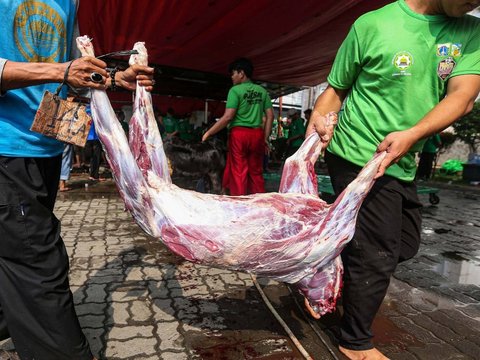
[306,1,480,359]
[163,108,179,139]
[202,58,274,195]
[283,108,307,158]
[416,134,442,180]
[177,116,195,142]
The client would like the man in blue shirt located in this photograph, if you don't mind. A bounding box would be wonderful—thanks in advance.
[0,1,154,359]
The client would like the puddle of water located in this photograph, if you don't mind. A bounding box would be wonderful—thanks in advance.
[431,251,480,286]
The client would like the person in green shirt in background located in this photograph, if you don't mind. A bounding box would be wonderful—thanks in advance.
[177,115,195,142]
[163,107,179,139]
[202,58,274,195]
[306,1,480,359]
[416,133,442,180]
[283,108,307,158]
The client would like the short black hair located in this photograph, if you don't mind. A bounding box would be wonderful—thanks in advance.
[228,58,254,78]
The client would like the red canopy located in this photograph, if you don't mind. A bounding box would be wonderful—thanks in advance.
[78,0,390,114]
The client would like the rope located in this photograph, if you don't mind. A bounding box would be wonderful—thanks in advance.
[250,274,313,360]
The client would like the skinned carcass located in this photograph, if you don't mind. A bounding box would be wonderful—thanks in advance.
[77,36,385,316]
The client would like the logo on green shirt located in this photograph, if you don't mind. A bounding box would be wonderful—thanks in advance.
[437,57,456,80]
[451,43,462,57]
[392,51,413,76]
[437,43,450,56]
[437,43,462,57]
[243,90,263,105]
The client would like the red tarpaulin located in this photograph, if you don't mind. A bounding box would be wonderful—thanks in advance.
[78,0,390,112]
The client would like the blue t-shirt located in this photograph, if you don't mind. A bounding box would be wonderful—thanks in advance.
[0,0,77,157]
[86,105,99,141]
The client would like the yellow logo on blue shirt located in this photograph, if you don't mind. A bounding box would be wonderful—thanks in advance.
[14,1,66,63]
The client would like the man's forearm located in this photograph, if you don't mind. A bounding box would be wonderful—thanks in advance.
[409,75,480,142]
[311,85,347,119]
[205,116,231,138]
[1,61,65,91]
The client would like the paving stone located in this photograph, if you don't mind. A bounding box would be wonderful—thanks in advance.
[83,327,104,357]
[111,287,148,302]
[156,322,184,351]
[148,281,170,299]
[220,273,247,286]
[143,267,164,281]
[130,300,153,322]
[79,314,107,329]
[152,299,176,322]
[107,302,130,325]
[125,267,144,282]
[76,303,106,316]
[108,325,154,340]
[160,352,188,360]
[409,343,474,360]
[85,283,108,303]
[390,316,441,344]
[105,337,157,358]
[70,269,89,286]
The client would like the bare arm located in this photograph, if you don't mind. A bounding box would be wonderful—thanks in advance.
[375,74,480,178]
[202,108,237,141]
[1,57,154,92]
[306,85,348,141]
[2,57,109,91]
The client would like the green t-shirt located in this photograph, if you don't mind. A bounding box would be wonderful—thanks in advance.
[226,81,273,128]
[422,134,442,153]
[285,118,306,148]
[177,118,195,141]
[163,115,178,134]
[327,0,480,181]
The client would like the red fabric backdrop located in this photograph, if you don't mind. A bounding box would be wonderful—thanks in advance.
[78,0,390,88]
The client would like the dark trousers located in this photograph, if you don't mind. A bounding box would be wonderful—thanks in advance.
[285,145,300,159]
[416,152,435,180]
[86,140,102,179]
[325,151,422,350]
[0,156,91,360]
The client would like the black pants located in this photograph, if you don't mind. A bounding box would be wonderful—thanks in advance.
[86,140,102,179]
[325,151,422,350]
[416,152,435,180]
[0,156,92,360]
[285,145,300,159]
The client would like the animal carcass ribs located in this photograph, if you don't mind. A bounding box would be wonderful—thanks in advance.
[77,36,385,316]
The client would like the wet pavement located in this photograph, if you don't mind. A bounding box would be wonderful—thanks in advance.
[1,171,480,359]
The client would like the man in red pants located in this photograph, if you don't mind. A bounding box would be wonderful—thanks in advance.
[202,58,274,195]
